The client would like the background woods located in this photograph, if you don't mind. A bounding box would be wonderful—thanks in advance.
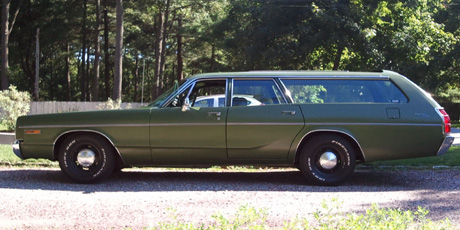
[0,0,460,103]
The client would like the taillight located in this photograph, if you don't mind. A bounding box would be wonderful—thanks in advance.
[438,109,451,134]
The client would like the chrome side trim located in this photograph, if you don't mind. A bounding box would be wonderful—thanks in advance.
[20,122,442,130]
[19,124,149,129]
[150,123,224,127]
[228,122,304,126]
[305,122,441,127]
[295,129,366,162]
[437,135,454,156]
[53,130,127,165]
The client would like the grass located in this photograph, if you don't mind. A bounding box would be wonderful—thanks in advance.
[363,146,460,168]
[0,145,57,167]
[148,199,454,230]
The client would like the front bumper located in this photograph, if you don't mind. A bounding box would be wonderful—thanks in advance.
[436,135,455,156]
[12,140,24,159]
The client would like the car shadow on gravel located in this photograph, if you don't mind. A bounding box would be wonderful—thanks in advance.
[0,168,458,193]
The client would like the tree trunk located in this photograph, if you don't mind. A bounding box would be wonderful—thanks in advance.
[159,0,170,88]
[34,28,39,100]
[176,17,183,82]
[210,43,215,72]
[1,0,10,90]
[65,43,71,101]
[103,6,110,100]
[112,0,123,101]
[91,0,100,101]
[152,0,170,100]
[332,43,345,70]
[133,55,139,101]
[152,12,164,100]
[80,0,88,101]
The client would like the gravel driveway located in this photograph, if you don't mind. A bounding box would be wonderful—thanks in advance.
[0,167,459,229]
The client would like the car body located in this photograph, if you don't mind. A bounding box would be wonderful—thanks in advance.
[13,70,454,185]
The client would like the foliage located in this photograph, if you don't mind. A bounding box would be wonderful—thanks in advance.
[288,85,327,104]
[0,85,31,131]
[150,199,453,230]
[97,98,123,110]
[2,0,460,103]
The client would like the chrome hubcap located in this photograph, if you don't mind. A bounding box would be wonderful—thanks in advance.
[77,149,96,167]
[319,151,338,170]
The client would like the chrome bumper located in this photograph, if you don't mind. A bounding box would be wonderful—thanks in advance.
[436,135,455,156]
[12,140,24,159]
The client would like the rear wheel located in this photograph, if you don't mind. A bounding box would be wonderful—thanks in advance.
[299,134,356,186]
[58,134,115,183]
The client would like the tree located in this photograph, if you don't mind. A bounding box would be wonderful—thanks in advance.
[113,0,123,101]
[92,0,101,101]
[152,0,170,100]
[1,0,22,90]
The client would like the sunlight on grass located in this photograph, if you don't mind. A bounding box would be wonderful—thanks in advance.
[148,199,454,230]
[364,146,460,167]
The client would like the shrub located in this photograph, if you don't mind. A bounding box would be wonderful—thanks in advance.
[97,98,132,110]
[0,85,31,131]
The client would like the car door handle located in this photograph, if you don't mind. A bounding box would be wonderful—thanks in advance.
[208,112,221,116]
[282,111,296,115]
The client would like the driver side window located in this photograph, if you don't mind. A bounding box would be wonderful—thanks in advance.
[167,80,227,108]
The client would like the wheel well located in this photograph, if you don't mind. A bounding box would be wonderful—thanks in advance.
[294,131,365,166]
[53,131,127,168]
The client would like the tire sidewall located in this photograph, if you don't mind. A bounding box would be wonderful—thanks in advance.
[58,134,114,183]
[300,135,356,186]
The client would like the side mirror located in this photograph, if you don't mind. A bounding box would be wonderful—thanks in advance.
[181,98,190,112]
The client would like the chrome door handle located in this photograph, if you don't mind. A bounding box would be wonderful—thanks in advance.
[282,111,296,115]
[208,112,221,116]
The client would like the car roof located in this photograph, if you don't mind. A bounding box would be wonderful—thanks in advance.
[187,70,400,80]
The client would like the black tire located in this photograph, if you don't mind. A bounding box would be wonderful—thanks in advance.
[58,134,115,183]
[299,134,356,186]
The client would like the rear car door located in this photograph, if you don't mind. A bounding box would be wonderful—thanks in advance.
[226,79,304,159]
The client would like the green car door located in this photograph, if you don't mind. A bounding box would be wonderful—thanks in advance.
[226,79,305,159]
[149,79,228,163]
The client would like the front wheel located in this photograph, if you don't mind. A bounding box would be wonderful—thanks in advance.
[299,134,356,186]
[58,134,115,183]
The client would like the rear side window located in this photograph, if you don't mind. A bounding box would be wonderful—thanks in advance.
[281,79,408,104]
[232,79,286,106]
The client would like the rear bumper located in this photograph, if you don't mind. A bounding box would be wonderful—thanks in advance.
[436,135,454,156]
[12,140,24,159]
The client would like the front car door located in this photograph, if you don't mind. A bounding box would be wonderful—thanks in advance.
[149,79,228,164]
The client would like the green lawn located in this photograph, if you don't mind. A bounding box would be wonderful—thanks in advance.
[0,145,57,167]
[363,146,460,168]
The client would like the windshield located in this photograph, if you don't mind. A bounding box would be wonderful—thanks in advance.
[149,79,187,107]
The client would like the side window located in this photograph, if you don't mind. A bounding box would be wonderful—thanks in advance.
[281,79,408,104]
[232,79,286,106]
[166,80,226,108]
[190,80,226,107]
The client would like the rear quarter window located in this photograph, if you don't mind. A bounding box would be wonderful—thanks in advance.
[281,79,408,104]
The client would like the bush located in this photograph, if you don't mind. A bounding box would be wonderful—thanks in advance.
[97,98,132,110]
[0,85,31,131]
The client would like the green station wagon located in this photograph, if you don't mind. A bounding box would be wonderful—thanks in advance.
[13,70,454,185]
